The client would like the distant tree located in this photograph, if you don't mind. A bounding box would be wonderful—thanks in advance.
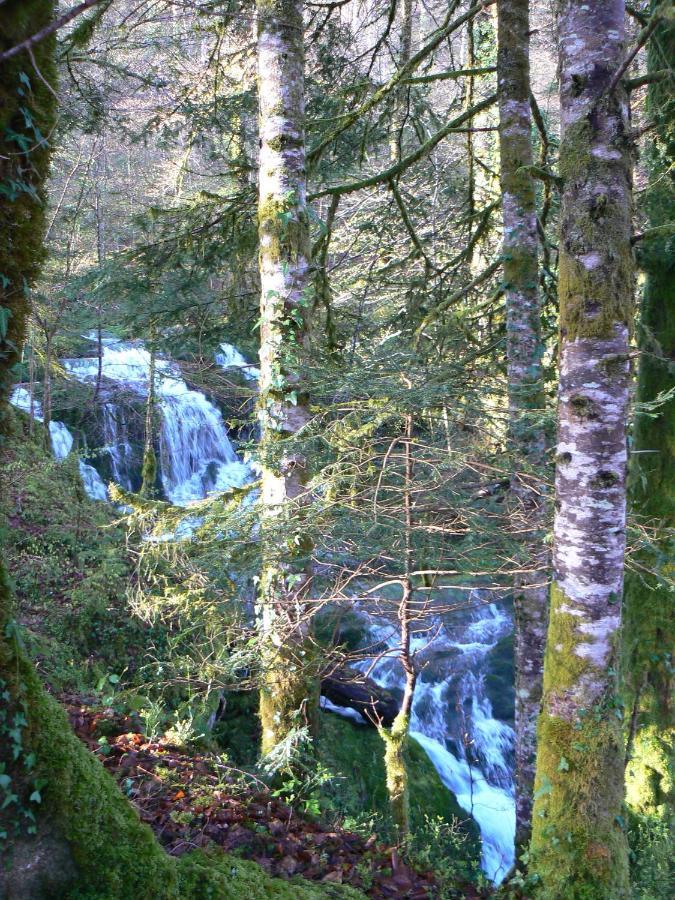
[496,0,548,846]
[622,0,674,829]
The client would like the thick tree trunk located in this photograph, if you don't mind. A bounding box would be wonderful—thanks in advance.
[256,0,318,756]
[0,1,57,430]
[497,0,548,847]
[530,3,633,896]
[622,2,674,820]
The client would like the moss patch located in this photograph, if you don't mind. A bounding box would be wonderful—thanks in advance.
[530,585,629,898]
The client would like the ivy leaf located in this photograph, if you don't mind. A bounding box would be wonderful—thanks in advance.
[557,756,570,772]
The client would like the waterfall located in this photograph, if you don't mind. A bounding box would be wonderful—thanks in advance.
[63,337,252,506]
[215,342,260,381]
[324,599,516,884]
[9,387,108,501]
[102,402,134,490]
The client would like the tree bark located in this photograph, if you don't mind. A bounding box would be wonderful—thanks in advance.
[622,0,674,820]
[0,0,57,430]
[497,0,548,847]
[379,413,417,839]
[530,2,633,896]
[256,0,318,756]
[140,344,158,499]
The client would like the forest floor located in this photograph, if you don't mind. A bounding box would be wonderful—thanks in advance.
[63,697,486,899]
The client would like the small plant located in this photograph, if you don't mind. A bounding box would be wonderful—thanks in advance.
[140,698,166,741]
[164,709,203,749]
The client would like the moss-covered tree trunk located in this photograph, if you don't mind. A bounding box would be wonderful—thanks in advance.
[0,2,56,433]
[256,0,318,755]
[379,414,417,839]
[497,0,548,847]
[530,2,633,896]
[622,2,674,823]
[0,6,177,897]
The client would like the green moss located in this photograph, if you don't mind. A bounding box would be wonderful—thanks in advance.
[558,245,633,342]
[557,118,592,184]
[625,725,674,817]
[141,444,158,498]
[175,851,364,900]
[530,585,629,898]
[259,642,320,756]
[1,600,364,899]
[378,711,410,836]
[621,1,675,834]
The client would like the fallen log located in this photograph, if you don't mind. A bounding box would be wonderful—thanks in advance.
[321,669,400,727]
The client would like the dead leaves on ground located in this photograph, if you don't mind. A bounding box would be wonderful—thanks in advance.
[65,699,453,898]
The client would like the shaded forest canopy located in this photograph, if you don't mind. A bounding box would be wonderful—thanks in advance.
[0,1,672,899]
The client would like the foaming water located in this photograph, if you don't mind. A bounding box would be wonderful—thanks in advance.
[63,338,252,505]
[10,387,108,501]
[348,601,516,883]
[215,342,260,381]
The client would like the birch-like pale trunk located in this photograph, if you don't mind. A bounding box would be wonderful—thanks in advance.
[497,0,548,847]
[530,2,633,895]
[256,0,317,756]
[389,0,413,164]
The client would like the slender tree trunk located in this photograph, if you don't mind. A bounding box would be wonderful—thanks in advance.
[93,140,106,405]
[256,0,318,756]
[42,329,53,449]
[622,1,674,819]
[530,2,633,896]
[497,0,548,847]
[140,345,157,499]
[28,327,36,436]
[380,413,417,839]
[390,0,413,164]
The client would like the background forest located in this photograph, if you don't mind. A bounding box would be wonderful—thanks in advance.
[0,1,673,899]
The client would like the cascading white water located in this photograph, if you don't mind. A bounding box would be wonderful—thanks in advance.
[327,600,516,884]
[9,387,108,500]
[215,342,260,381]
[63,338,251,505]
[102,402,134,490]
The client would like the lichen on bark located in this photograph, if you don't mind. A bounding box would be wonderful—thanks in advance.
[256,0,319,756]
[529,2,634,895]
